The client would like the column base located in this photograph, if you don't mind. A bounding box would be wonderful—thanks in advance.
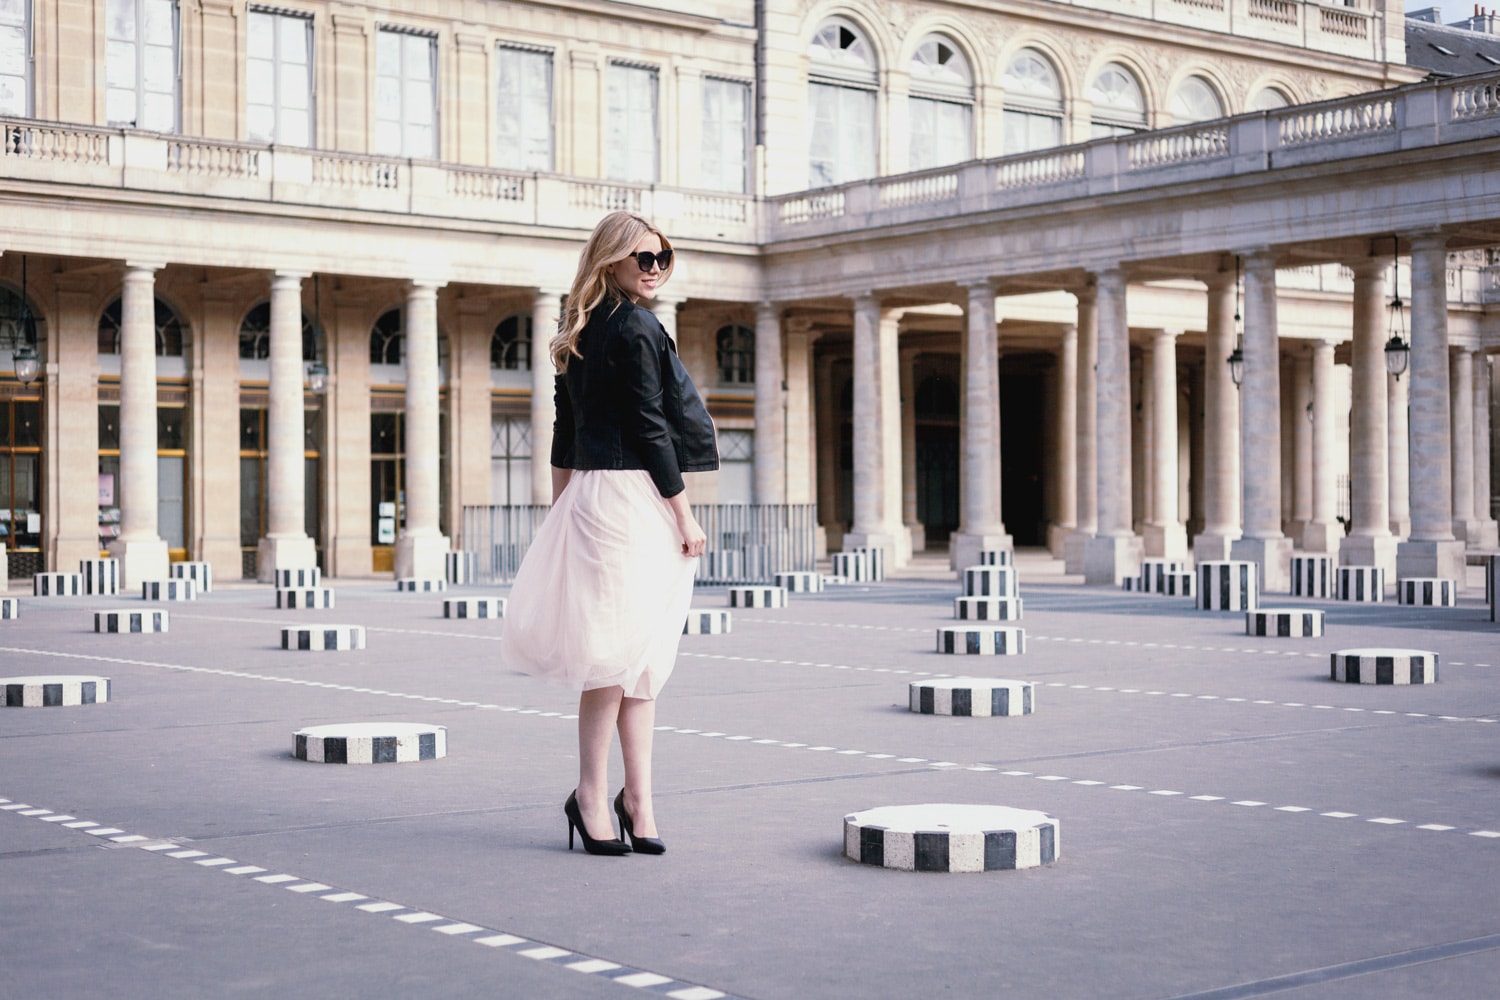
[1389,517,1411,540]
[1142,522,1189,561]
[197,534,242,585]
[1456,519,1499,549]
[950,531,1013,571]
[1230,536,1294,593]
[905,522,927,554]
[1397,538,1468,593]
[1084,534,1143,585]
[395,532,452,581]
[1046,523,1075,559]
[257,535,318,584]
[1192,531,1238,563]
[107,536,170,590]
[50,535,105,579]
[1339,534,1398,579]
[843,530,907,569]
[1063,531,1093,575]
[1300,520,1343,554]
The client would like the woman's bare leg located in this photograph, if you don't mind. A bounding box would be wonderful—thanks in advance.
[577,686,624,839]
[617,695,658,837]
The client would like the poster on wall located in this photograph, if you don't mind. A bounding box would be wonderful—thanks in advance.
[99,474,115,506]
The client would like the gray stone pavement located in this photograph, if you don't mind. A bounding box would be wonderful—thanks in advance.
[2,551,1498,999]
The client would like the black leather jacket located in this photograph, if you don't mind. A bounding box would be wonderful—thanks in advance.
[550,297,719,499]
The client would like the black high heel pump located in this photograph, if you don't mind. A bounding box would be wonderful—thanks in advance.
[565,791,631,856]
[613,790,666,855]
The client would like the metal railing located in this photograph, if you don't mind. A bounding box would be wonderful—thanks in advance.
[461,503,818,586]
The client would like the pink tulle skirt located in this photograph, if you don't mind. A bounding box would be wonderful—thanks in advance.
[500,469,697,700]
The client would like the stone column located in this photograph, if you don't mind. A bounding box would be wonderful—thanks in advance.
[1450,348,1491,545]
[1065,288,1099,573]
[899,345,924,551]
[1397,235,1466,587]
[257,272,317,580]
[753,301,786,504]
[107,264,170,588]
[844,295,909,565]
[46,274,103,572]
[1340,259,1397,572]
[951,280,1011,569]
[1288,352,1313,541]
[1473,354,1498,546]
[1047,324,1078,556]
[1142,328,1187,559]
[394,280,450,580]
[1388,368,1411,539]
[324,287,372,577]
[1302,339,1341,552]
[1084,268,1143,583]
[530,290,562,505]
[815,351,841,549]
[649,294,681,344]
[1230,251,1293,591]
[1194,272,1240,561]
[785,320,814,506]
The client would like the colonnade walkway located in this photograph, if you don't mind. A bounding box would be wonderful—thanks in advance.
[2,563,1496,997]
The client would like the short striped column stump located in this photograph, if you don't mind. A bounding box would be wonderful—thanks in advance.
[728,586,787,608]
[936,625,1026,655]
[1,598,17,619]
[281,625,365,651]
[33,573,83,597]
[909,678,1033,717]
[1335,566,1384,603]
[95,609,168,633]
[79,558,120,595]
[1246,608,1324,638]
[143,579,197,601]
[831,548,885,582]
[1155,572,1196,597]
[1331,648,1438,685]
[1197,561,1258,611]
[953,596,1023,621]
[1140,559,1187,592]
[396,578,446,592]
[684,609,732,634]
[1121,577,1146,592]
[293,722,446,764]
[1290,554,1335,598]
[775,571,823,593]
[170,561,213,593]
[445,551,476,585]
[2,675,112,707]
[1489,556,1498,623]
[443,596,506,619]
[974,549,1014,566]
[277,587,334,609]
[962,565,1019,598]
[844,804,1059,873]
[274,567,321,588]
[822,574,849,587]
[1397,578,1458,608]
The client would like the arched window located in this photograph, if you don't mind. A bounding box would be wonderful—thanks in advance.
[1001,48,1063,153]
[97,297,185,356]
[492,315,532,371]
[807,19,877,187]
[371,308,403,365]
[1171,76,1223,124]
[716,324,754,384]
[908,35,973,170]
[1249,88,1290,112]
[1088,63,1146,138]
[237,302,320,361]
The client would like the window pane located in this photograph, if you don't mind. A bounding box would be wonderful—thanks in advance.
[404,79,432,125]
[239,455,261,547]
[247,11,272,55]
[376,30,399,72]
[375,76,400,119]
[0,72,23,119]
[142,91,174,130]
[246,103,275,142]
[143,0,172,46]
[108,0,137,42]
[142,46,173,93]
[280,62,309,110]
[374,120,401,155]
[0,24,24,68]
[497,47,552,171]
[278,16,307,63]
[606,65,657,182]
[281,109,309,147]
[246,59,273,105]
[0,0,27,24]
[702,78,747,192]
[405,34,431,80]
[106,39,137,89]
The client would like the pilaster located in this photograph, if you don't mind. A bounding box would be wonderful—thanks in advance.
[195,283,246,579]
[753,301,786,504]
[530,290,563,505]
[46,273,103,571]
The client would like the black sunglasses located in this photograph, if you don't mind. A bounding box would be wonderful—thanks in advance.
[625,249,673,272]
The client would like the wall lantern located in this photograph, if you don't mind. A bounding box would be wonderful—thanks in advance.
[1383,237,1409,381]
[305,274,329,394]
[7,255,40,385]
[1226,256,1244,388]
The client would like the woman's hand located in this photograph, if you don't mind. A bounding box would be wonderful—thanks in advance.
[677,512,707,558]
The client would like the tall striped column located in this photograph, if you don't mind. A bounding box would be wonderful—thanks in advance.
[1084,268,1143,584]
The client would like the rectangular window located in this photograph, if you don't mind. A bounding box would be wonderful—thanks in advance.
[606,63,657,183]
[0,0,30,118]
[375,28,436,158]
[246,8,312,147]
[808,82,874,187]
[909,97,973,170]
[701,77,749,193]
[106,0,179,131]
[1002,110,1061,154]
[496,46,552,171]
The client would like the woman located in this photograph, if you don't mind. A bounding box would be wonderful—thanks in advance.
[501,212,719,856]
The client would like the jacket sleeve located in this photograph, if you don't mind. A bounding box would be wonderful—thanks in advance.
[612,309,685,498]
[549,372,574,468]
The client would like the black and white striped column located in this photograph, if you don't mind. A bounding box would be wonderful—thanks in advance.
[442,596,506,619]
[293,722,446,763]
[831,548,885,582]
[1489,556,1498,623]
[908,678,1033,717]
[953,596,1023,621]
[1246,609,1324,637]
[1196,561,1258,611]
[142,579,197,601]
[936,625,1026,655]
[1140,559,1187,592]
[445,551,476,585]
[2,675,112,707]
[274,567,321,588]
[281,625,366,651]
[80,558,120,595]
[0,598,17,620]
[1330,648,1438,684]
[33,573,82,597]
[728,586,787,608]
[684,609,732,634]
[1335,566,1384,603]
[276,587,334,609]
[775,571,823,593]
[170,561,213,593]
[1290,554,1335,598]
[962,565,1019,598]
[1397,578,1458,607]
[974,549,1013,566]
[844,804,1059,872]
[396,578,446,592]
[95,609,168,633]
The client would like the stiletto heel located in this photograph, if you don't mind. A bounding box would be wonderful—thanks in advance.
[614,790,666,855]
[564,791,631,856]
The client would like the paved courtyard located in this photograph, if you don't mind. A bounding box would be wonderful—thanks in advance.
[2,552,1498,999]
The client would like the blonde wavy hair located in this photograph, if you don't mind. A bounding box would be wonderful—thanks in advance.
[550,211,674,372]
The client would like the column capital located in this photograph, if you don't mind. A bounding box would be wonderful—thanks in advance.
[271,271,308,288]
[961,277,996,294]
[1407,231,1449,253]
[1346,255,1387,279]
[407,278,446,295]
[123,261,164,276]
[755,300,781,322]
